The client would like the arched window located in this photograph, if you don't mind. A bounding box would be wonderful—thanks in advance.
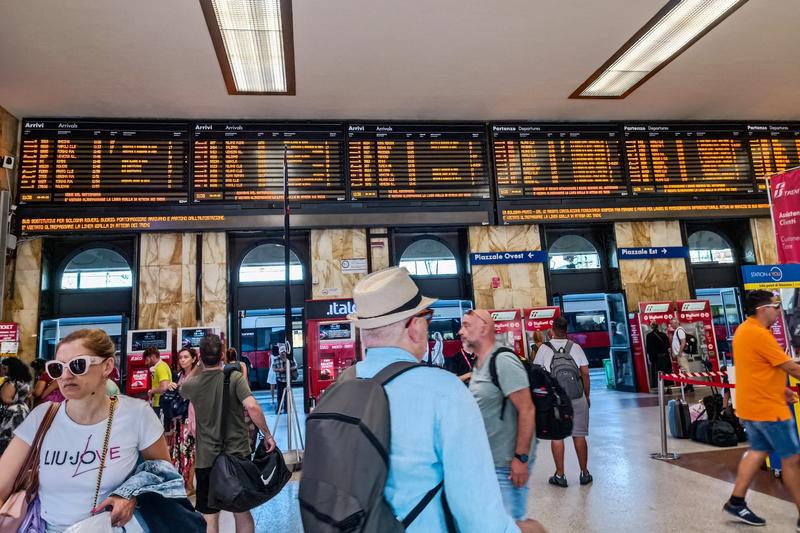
[549,235,601,271]
[61,248,132,290]
[399,238,457,277]
[688,231,735,265]
[239,243,303,283]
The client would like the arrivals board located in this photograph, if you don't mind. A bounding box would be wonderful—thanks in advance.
[19,120,189,204]
[192,123,345,202]
[623,124,754,195]
[746,124,800,191]
[347,123,490,200]
[491,123,626,197]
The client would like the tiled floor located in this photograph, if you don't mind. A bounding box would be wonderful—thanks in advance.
[212,373,800,532]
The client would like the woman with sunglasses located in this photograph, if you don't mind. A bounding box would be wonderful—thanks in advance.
[0,356,33,454]
[0,329,170,531]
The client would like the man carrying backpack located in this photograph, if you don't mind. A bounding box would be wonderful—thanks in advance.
[533,316,591,488]
[299,267,545,533]
[460,309,536,521]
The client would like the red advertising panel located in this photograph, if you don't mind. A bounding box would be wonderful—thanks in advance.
[638,302,675,324]
[770,168,800,263]
[636,302,675,392]
[490,309,525,359]
[523,307,560,358]
[629,314,649,393]
[771,309,792,352]
[676,300,720,371]
[0,323,19,355]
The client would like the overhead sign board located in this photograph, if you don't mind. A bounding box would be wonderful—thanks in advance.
[742,264,800,290]
[470,250,547,265]
[617,246,688,260]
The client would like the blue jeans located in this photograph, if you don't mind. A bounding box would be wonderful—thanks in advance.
[495,465,533,520]
[743,419,800,459]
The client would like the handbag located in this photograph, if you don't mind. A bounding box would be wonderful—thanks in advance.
[0,401,60,532]
[160,389,189,421]
[208,367,290,513]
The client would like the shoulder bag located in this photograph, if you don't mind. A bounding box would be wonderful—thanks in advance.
[0,401,61,532]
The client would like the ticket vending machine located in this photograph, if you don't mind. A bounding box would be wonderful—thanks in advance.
[523,307,561,358]
[490,309,526,360]
[124,329,173,397]
[304,298,359,411]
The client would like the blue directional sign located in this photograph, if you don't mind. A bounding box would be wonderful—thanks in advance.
[617,246,688,260]
[743,264,800,290]
[470,251,547,265]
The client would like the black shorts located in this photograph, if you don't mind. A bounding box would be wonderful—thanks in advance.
[195,467,219,515]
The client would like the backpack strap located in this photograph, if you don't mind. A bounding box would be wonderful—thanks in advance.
[489,348,516,421]
[220,364,242,446]
[400,481,456,532]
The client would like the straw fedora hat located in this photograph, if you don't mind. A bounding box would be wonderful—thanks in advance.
[347,267,437,329]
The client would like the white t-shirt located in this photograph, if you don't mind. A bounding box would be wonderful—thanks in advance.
[672,327,686,357]
[533,338,590,370]
[14,396,163,530]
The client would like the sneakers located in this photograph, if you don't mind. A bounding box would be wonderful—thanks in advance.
[580,471,593,485]
[722,502,766,526]
[548,474,568,488]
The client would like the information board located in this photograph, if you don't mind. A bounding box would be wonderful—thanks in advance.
[20,120,189,204]
[491,124,626,197]
[192,123,346,202]
[347,123,490,200]
[623,124,754,194]
[746,124,800,191]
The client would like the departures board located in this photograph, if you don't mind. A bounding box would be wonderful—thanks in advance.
[192,123,346,202]
[623,124,754,195]
[347,123,490,200]
[746,124,800,191]
[491,124,626,197]
[20,120,189,204]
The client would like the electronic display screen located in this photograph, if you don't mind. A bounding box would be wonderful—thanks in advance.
[192,123,345,202]
[491,124,626,197]
[180,328,216,348]
[319,322,352,340]
[623,124,754,194]
[746,124,800,191]
[130,330,169,351]
[347,123,490,200]
[19,120,189,204]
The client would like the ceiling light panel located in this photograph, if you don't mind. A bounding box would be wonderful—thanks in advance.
[572,0,747,98]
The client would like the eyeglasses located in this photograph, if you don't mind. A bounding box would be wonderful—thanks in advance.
[46,355,107,379]
[756,302,781,310]
[465,309,489,325]
[405,309,434,328]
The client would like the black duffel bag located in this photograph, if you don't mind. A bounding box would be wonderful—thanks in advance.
[208,366,291,513]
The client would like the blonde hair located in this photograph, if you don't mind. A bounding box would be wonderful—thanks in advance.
[57,328,115,359]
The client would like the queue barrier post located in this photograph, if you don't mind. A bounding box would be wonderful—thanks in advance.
[650,371,680,461]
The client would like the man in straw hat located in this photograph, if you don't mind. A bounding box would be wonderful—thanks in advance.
[347,267,545,532]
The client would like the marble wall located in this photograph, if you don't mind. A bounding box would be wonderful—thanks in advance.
[311,229,370,298]
[750,217,778,265]
[468,225,547,310]
[615,220,690,312]
[6,238,42,362]
[201,232,227,330]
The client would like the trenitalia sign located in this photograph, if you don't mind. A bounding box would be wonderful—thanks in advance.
[770,169,800,263]
[742,264,800,290]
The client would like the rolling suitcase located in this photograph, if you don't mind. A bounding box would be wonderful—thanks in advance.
[668,399,691,438]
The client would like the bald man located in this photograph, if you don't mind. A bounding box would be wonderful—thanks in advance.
[460,309,536,521]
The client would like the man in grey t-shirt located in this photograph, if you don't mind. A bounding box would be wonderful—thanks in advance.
[461,309,536,521]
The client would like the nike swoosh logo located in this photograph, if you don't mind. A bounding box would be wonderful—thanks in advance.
[261,466,277,486]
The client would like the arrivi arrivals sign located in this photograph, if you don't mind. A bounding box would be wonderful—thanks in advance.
[770,168,800,263]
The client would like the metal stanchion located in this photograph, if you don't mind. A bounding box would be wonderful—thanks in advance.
[651,371,680,461]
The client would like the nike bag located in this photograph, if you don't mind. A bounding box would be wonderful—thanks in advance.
[208,366,290,512]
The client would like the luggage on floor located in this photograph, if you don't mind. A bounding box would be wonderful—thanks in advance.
[690,419,738,447]
[668,399,691,439]
[688,403,707,423]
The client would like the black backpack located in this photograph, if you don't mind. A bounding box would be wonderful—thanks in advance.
[684,332,699,355]
[299,361,456,533]
[489,348,574,441]
[544,341,584,400]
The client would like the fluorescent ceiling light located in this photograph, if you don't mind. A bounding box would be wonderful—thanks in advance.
[200,0,295,95]
[571,0,747,98]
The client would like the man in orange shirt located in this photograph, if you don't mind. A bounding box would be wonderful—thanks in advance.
[725,290,800,528]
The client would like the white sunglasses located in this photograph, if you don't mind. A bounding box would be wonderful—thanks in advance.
[45,355,107,379]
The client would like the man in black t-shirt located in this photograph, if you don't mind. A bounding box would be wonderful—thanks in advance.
[445,347,476,384]
[645,322,672,390]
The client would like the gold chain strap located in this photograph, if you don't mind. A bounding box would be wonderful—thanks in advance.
[92,395,117,511]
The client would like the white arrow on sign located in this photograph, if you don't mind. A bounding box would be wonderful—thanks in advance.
[661,248,667,254]
[527,252,535,259]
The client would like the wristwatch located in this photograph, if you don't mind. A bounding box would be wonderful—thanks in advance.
[514,453,529,463]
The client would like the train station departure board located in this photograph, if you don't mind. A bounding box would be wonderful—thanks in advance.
[192,123,345,202]
[347,124,490,200]
[746,124,800,191]
[491,124,626,197]
[20,121,189,204]
[623,124,754,195]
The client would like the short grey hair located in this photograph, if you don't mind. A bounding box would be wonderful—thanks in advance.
[359,320,406,348]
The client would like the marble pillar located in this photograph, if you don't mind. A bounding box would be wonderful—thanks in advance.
[468,225,547,309]
[615,220,690,312]
[750,217,778,265]
[6,238,42,362]
[201,232,228,330]
[311,229,369,298]
[138,233,197,330]
[369,228,390,272]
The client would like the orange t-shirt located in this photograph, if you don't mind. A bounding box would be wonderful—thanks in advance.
[733,317,791,422]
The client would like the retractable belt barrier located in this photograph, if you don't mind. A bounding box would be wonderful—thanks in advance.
[651,371,732,461]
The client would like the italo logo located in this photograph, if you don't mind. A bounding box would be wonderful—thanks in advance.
[770,266,783,282]
[528,309,556,319]
[327,301,356,316]
[644,303,671,313]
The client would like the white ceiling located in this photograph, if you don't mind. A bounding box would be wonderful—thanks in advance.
[1,0,798,121]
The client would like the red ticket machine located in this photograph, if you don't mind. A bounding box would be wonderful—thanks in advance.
[305,298,358,411]
[125,329,173,397]
[523,307,561,358]
[490,309,526,359]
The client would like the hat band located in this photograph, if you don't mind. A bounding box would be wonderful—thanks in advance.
[358,290,423,319]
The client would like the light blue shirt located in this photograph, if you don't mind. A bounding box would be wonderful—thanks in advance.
[356,347,520,533]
